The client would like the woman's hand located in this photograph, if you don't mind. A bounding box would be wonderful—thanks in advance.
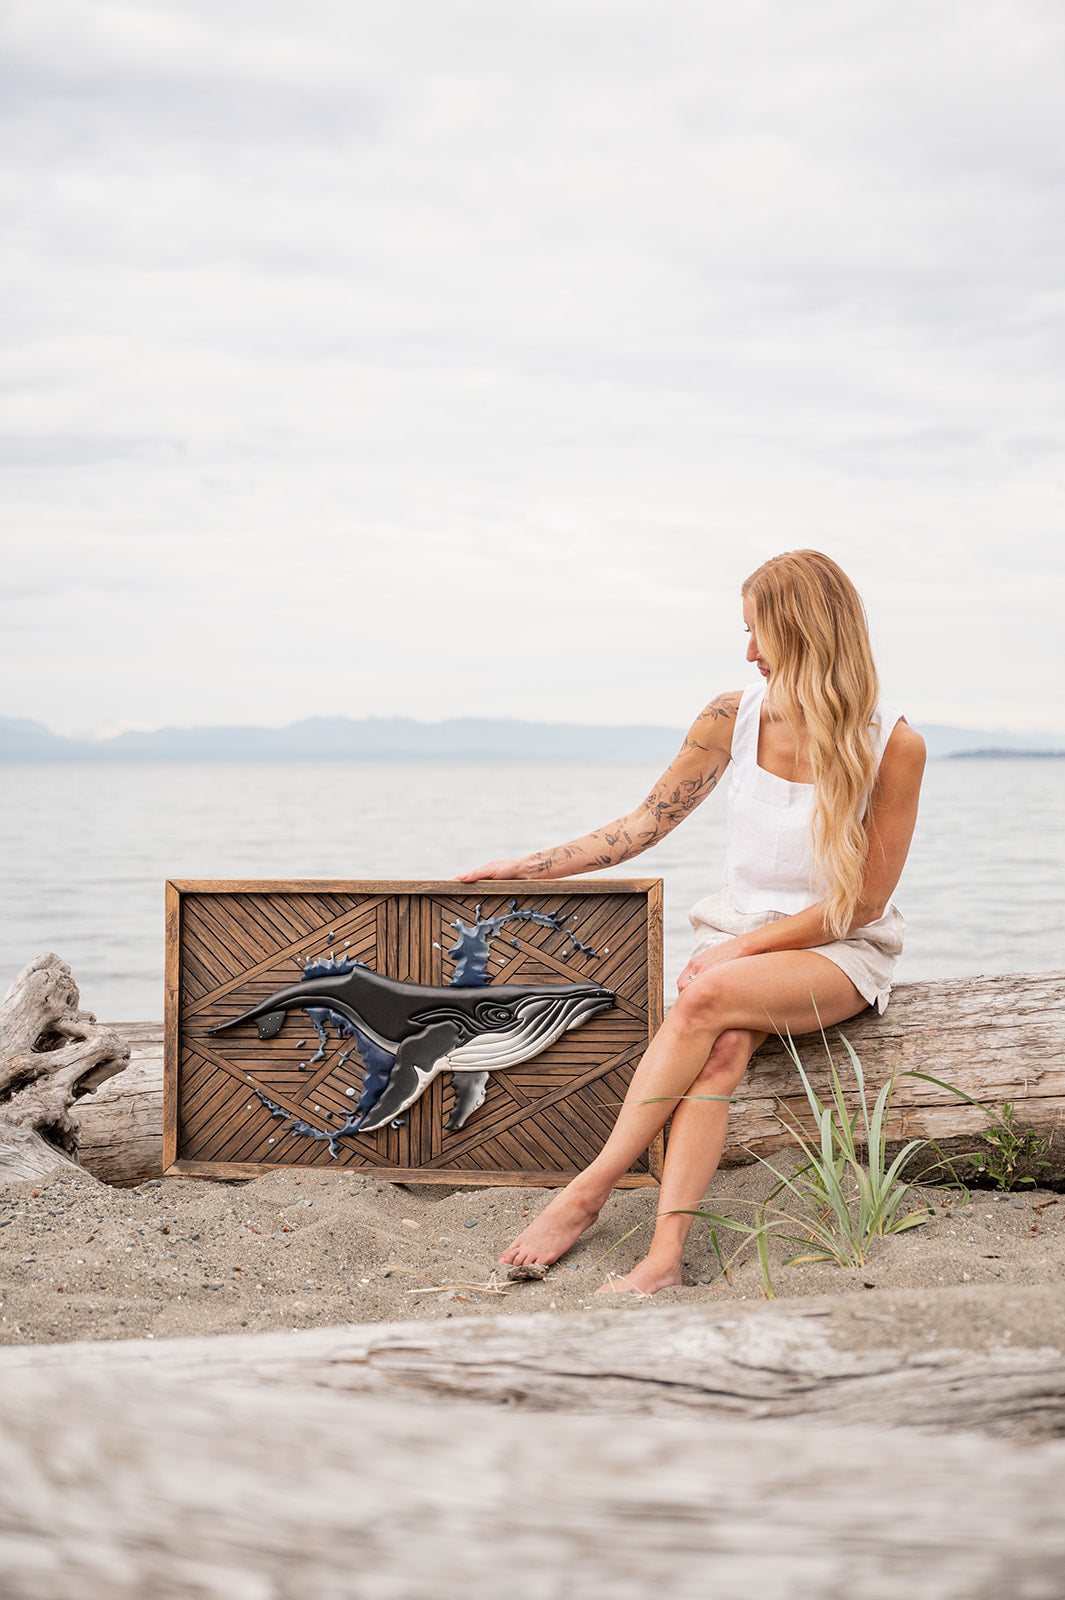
[456,858,543,883]
[676,937,753,991]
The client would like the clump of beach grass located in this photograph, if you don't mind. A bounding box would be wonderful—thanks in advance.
[689,1029,934,1296]
[908,1071,1053,1192]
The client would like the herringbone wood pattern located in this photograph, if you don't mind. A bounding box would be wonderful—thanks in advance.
[165,881,662,1185]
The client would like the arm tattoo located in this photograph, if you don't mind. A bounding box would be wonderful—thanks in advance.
[640,763,723,838]
[679,692,740,754]
[529,696,737,873]
[528,844,577,875]
[704,691,741,721]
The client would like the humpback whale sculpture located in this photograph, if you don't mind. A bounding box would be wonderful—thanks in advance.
[209,963,615,1136]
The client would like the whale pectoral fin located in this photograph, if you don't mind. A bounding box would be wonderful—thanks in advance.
[355,1059,424,1132]
[446,1070,490,1132]
[255,1010,288,1040]
[357,1021,460,1132]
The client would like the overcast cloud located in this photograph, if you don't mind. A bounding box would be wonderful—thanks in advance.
[3,0,1064,737]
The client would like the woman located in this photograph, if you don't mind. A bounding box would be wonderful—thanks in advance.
[459,550,925,1295]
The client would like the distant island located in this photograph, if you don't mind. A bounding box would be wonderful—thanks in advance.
[948,749,1065,760]
[3,714,1065,763]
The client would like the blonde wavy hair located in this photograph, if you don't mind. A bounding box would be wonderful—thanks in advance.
[741,550,881,937]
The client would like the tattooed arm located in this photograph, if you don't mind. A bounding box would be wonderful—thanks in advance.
[457,693,740,882]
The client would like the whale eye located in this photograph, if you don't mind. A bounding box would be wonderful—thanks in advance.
[475,1001,514,1028]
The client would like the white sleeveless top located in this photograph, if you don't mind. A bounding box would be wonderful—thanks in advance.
[725,683,902,917]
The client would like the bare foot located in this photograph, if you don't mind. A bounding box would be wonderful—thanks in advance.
[499,1185,601,1269]
[593,1255,683,1297]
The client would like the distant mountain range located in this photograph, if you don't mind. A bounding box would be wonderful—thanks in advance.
[0,715,687,763]
[3,714,1065,763]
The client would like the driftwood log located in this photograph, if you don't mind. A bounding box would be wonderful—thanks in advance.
[741,968,1065,1188]
[2,1303,1065,1598]
[66,969,1065,1187]
[72,1021,162,1187]
[0,954,129,1182]
[5,1294,1065,1440]
[3,1376,1065,1600]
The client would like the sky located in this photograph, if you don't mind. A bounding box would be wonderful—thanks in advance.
[3,0,1064,738]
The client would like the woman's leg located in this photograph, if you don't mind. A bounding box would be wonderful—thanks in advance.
[596,1027,765,1295]
[500,949,866,1270]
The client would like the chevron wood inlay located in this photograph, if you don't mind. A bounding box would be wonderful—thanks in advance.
[164,880,663,1186]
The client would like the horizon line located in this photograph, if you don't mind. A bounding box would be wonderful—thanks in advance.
[7,709,1065,743]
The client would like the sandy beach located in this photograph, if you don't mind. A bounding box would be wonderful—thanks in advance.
[5,1139,1065,1599]
[3,1155,1063,1349]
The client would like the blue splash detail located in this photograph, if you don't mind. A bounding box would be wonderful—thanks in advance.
[301,953,367,981]
[447,900,601,985]
[250,1086,365,1161]
[349,1029,398,1125]
[300,953,366,1060]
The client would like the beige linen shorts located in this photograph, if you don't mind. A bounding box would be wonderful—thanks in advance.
[687,887,905,1015]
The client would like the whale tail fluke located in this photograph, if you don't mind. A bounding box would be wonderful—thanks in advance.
[207,1006,288,1039]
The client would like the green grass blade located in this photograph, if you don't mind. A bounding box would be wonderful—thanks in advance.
[889,1210,932,1234]
[590,1223,644,1272]
[755,1216,775,1298]
[905,1070,988,1112]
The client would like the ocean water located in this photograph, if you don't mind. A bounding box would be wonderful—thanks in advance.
[2,758,1063,1020]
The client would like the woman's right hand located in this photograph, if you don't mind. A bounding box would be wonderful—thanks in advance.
[456,858,543,883]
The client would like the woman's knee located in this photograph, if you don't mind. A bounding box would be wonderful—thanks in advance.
[672,973,731,1034]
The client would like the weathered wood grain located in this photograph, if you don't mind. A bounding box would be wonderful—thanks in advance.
[6,1295,1064,1439]
[2,1310,1065,1599]
[73,1022,164,1186]
[721,969,1065,1184]
[0,954,128,1182]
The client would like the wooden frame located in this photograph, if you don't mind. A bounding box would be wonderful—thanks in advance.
[164,880,663,1186]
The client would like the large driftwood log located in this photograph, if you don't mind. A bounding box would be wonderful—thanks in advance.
[4,1293,1065,1439]
[72,970,1065,1186]
[2,1315,1065,1599]
[73,1021,162,1186]
[733,968,1065,1185]
[0,955,129,1182]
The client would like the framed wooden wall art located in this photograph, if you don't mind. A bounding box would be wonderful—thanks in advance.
[164,879,663,1186]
